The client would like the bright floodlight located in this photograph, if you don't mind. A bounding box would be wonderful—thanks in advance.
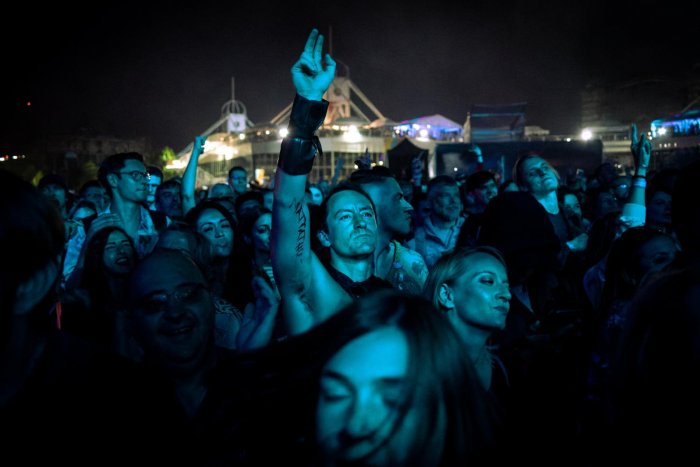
[343,125,362,143]
[279,128,289,138]
[580,129,593,141]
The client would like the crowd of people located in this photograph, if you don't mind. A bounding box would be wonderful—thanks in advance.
[3,28,700,465]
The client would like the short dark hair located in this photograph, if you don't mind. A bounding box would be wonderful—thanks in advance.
[234,191,263,216]
[464,170,496,193]
[427,175,458,195]
[79,179,105,198]
[38,173,68,194]
[318,181,376,234]
[228,166,247,179]
[98,152,145,196]
[349,166,396,186]
[147,165,164,180]
[156,179,181,202]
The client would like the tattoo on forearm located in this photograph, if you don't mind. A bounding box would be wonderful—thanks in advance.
[294,200,306,257]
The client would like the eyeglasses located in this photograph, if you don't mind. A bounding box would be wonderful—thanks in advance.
[134,284,208,315]
[117,171,150,182]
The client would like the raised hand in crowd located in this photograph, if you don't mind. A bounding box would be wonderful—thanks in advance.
[622,123,652,222]
[354,150,371,170]
[291,29,336,101]
[182,134,207,215]
[237,275,280,350]
[630,123,651,177]
[331,153,344,186]
[411,155,423,187]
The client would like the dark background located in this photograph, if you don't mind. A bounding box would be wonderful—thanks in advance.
[4,1,699,153]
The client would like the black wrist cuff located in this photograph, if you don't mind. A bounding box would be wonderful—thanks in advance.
[287,94,329,139]
[277,94,328,175]
[278,136,323,175]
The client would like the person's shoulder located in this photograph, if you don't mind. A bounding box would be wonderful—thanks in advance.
[395,241,426,264]
[79,212,98,233]
[146,208,169,232]
[394,241,429,280]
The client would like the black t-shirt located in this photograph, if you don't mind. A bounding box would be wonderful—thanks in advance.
[325,264,393,299]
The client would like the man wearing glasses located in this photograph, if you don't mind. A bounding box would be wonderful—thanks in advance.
[62,153,171,287]
[96,152,171,257]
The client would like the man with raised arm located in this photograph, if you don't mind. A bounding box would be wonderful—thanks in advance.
[272,29,389,336]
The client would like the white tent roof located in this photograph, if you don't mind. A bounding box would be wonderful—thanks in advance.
[399,114,462,129]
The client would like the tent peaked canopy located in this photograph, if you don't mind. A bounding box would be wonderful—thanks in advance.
[400,114,462,129]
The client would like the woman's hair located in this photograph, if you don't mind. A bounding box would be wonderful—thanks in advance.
[81,226,136,297]
[184,200,239,303]
[227,206,274,309]
[185,199,238,232]
[244,290,496,465]
[239,206,272,249]
[424,246,507,311]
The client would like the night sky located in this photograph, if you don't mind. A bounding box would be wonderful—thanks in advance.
[5,1,699,153]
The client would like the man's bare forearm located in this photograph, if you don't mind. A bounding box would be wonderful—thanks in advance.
[271,170,311,290]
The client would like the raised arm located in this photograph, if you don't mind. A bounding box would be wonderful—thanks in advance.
[330,154,344,187]
[181,135,207,216]
[471,144,485,172]
[620,123,651,228]
[237,275,279,350]
[271,29,339,335]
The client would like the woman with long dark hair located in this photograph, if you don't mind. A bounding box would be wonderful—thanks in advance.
[231,290,498,465]
[60,225,139,357]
